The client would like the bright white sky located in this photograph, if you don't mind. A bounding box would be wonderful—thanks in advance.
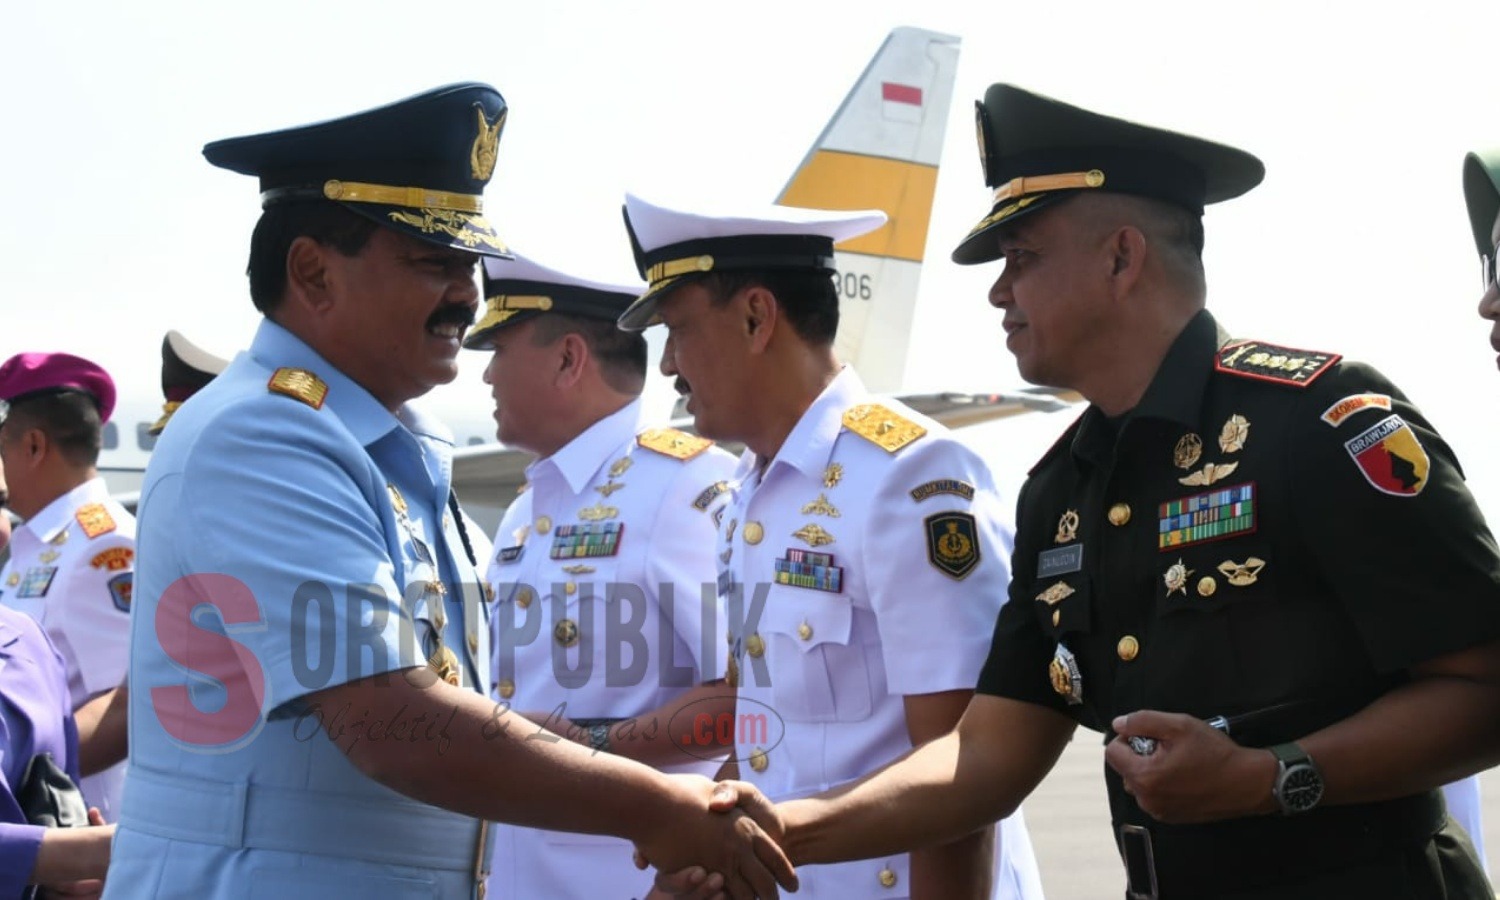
[6,0,1500,511]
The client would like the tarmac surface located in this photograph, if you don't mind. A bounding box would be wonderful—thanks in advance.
[1024,735,1500,899]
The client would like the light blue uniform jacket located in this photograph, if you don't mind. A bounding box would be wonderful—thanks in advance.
[105,320,492,899]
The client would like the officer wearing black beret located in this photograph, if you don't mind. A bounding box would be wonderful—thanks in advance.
[674,85,1500,900]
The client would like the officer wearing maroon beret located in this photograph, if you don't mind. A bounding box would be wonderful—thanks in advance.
[0,352,132,826]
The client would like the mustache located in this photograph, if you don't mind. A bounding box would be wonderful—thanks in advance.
[427,304,475,330]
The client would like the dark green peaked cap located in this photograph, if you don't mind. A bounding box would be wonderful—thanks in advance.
[952,84,1265,265]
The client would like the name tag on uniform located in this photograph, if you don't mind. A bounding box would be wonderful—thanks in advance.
[1038,545,1084,578]
[497,545,524,564]
[18,567,58,598]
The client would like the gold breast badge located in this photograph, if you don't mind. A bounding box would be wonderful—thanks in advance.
[792,523,836,547]
[1219,414,1251,453]
[1217,557,1266,587]
[800,494,841,517]
[1055,509,1080,544]
[1163,559,1193,596]
[1173,433,1203,470]
[1178,461,1239,487]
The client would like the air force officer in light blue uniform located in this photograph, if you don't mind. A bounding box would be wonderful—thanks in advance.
[104,85,795,900]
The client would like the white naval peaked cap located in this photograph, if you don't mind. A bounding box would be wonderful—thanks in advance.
[464,249,646,349]
[617,192,887,330]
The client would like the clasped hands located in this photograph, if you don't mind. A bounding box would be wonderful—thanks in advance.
[634,778,795,900]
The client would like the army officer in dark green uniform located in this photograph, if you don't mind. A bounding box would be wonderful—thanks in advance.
[663,85,1500,900]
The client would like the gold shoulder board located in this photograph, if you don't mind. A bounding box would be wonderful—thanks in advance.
[267,368,329,409]
[842,403,927,453]
[1215,341,1341,388]
[75,503,117,539]
[637,427,713,461]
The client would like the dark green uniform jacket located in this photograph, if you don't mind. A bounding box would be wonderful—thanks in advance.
[979,309,1500,898]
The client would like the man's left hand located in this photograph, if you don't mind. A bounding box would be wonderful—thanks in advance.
[1107,710,1279,823]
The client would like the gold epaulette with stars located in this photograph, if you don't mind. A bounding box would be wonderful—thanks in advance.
[637,427,713,461]
[842,403,927,453]
[1215,340,1341,388]
[75,503,117,539]
[267,367,329,409]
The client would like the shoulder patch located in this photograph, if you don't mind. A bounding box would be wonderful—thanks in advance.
[692,480,730,511]
[108,572,133,612]
[90,547,134,571]
[637,427,713,461]
[1320,393,1392,427]
[842,403,927,453]
[910,479,975,502]
[267,367,329,409]
[1344,414,1429,497]
[1215,341,1340,388]
[75,503,117,539]
[925,511,981,579]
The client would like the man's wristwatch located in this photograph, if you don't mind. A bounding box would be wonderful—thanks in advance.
[1269,742,1324,815]
[587,722,612,754]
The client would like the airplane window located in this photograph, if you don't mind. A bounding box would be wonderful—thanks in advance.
[102,421,119,450]
[136,422,158,451]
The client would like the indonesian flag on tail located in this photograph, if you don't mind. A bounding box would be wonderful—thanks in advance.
[882,81,923,123]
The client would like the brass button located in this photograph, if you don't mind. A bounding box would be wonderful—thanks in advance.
[482,583,495,603]
[467,631,479,654]
[748,747,769,773]
[1197,576,1218,597]
[498,678,515,699]
[536,515,552,534]
[554,618,580,648]
[746,633,765,658]
[743,521,764,545]
[878,866,898,889]
[1117,635,1140,662]
[565,581,577,596]
[1108,503,1132,527]
[725,656,740,688]
[797,621,813,641]
[516,586,535,609]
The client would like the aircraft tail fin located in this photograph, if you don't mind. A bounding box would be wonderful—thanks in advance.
[776,26,961,393]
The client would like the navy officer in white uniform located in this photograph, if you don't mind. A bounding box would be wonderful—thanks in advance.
[103,85,794,900]
[619,195,1044,899]
[465,251,738,899]
[0,352,133,823]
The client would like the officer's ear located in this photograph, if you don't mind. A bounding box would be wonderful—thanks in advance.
[740,285,778,353]
[13,426,47,466]
[1104,225,1149,298]
[554,332,590,388]
[284,237,335,313]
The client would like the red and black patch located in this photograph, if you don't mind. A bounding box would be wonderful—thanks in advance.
[1216,341,1340,388]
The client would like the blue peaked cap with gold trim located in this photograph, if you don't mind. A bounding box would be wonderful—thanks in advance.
[203,83,512,257]
[952,84,1265,265]
[463,252,644,349]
